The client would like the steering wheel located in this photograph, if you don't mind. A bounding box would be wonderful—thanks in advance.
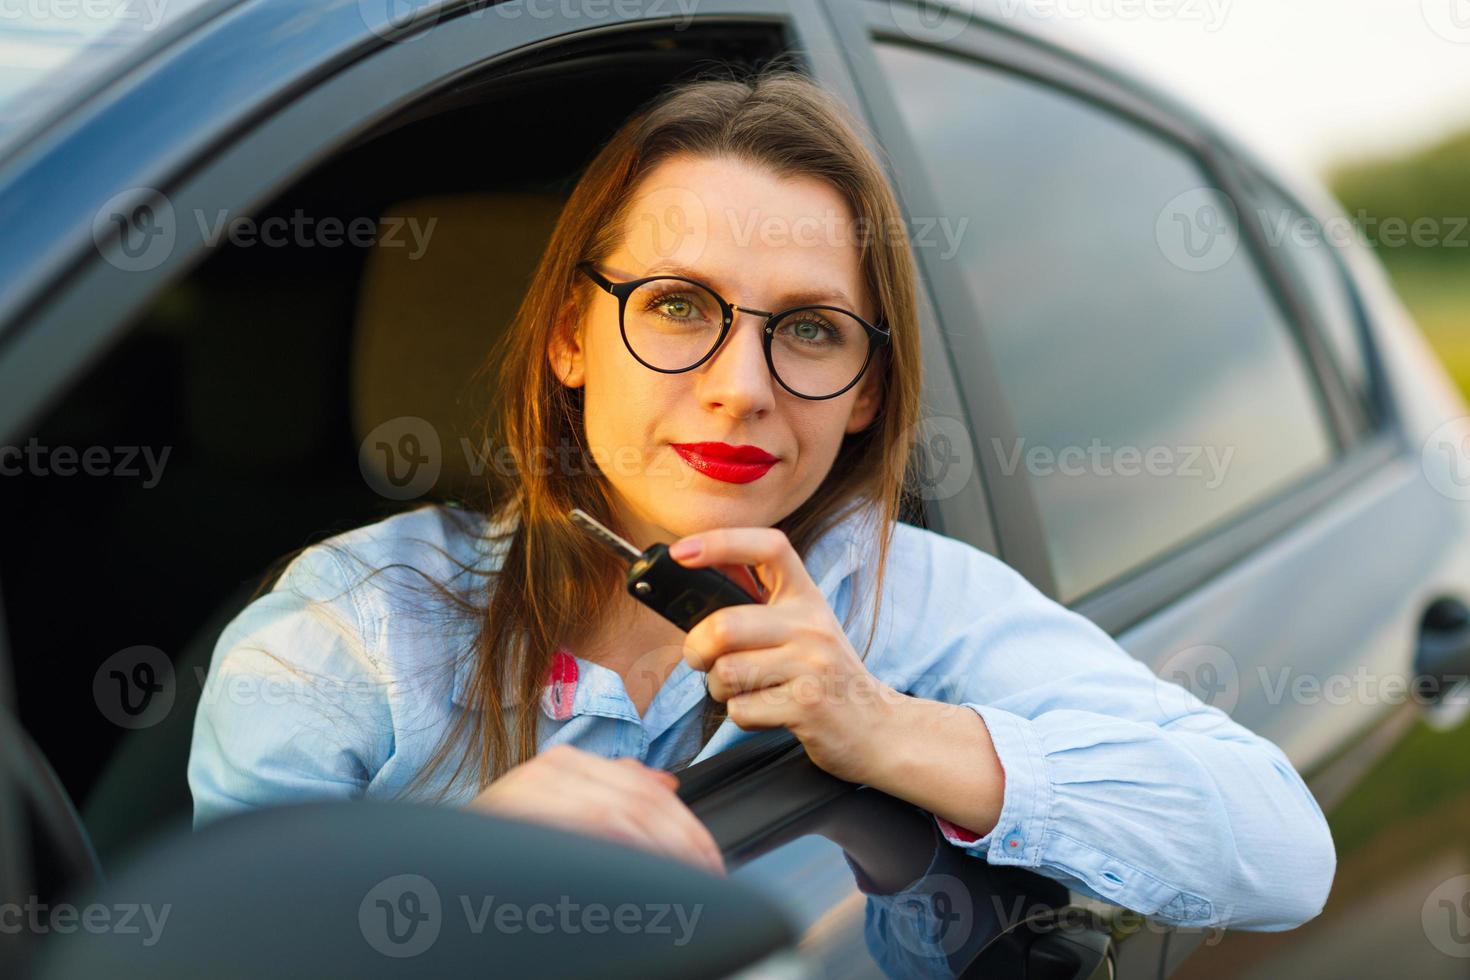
[0,709,104,924]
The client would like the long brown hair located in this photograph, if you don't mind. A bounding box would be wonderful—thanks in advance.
[262,61,925,803]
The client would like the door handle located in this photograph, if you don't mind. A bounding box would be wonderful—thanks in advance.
[1415,597,1470,703]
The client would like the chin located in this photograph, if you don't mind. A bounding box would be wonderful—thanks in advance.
[660,500,773,535]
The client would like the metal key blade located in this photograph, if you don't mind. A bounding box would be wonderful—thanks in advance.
[569,507,643,563]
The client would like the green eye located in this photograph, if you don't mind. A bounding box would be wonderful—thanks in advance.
[778,315,843,347]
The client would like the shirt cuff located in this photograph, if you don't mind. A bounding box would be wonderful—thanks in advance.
[931,702,1051,867]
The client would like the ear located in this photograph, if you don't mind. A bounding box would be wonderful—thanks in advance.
[546,299,586,388]
[844,357,884,434]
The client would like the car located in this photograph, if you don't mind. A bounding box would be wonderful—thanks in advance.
[1,0,1468,977]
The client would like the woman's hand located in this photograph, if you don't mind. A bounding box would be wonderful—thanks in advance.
[669,527,904,785]
[462,744,726,876]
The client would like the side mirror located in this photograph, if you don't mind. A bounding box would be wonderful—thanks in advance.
[31,801,797,978]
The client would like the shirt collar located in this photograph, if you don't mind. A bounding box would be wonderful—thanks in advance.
[448,498,883,714]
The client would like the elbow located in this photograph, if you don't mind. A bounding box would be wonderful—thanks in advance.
[1274,757,1338,930]
[1226,769,1338,931]
[1279,808,1337,929]
[1161,736,1338,931]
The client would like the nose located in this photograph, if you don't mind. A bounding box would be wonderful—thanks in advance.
[694,308,777,417]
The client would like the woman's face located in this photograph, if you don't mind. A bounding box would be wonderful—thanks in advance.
[549,153,883,547]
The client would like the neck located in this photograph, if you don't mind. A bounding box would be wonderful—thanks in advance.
[573,590,691,717]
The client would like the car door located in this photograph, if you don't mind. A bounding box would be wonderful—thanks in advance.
[826,1,1470,977]
[683,728,1133,979]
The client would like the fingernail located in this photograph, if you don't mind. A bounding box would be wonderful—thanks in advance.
[669,538,702,561]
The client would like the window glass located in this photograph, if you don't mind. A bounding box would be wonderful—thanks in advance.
[1246,177,1377,428]
[874,42,1336,601]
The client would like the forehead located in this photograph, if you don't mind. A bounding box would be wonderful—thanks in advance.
[618,154,869,312]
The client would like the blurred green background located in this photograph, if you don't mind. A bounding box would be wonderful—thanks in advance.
[1327,127,1470,395]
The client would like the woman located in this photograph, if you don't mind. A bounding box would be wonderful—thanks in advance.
[188,64,1335,931]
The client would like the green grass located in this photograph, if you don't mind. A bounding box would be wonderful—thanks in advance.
[1327,711,1470,860]
[1381,262,1470,397]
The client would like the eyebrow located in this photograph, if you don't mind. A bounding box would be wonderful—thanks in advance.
[645,263,861,313]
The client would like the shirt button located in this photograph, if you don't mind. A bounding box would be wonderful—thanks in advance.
[1004,832,1023,850]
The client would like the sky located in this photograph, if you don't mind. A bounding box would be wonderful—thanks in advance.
[1044,0,1470,177]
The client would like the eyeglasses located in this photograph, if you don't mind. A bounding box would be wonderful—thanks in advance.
[575,261,889,401]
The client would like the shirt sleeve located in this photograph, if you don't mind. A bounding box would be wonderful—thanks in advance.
[893,539,1337,932]
[187,544,394,829]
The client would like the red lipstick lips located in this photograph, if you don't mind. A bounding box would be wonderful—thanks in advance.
[670,442,779,484]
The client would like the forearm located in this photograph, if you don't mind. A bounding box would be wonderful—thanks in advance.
[862,692,1006,838]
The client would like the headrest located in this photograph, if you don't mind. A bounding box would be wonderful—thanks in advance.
[351,193,565,498]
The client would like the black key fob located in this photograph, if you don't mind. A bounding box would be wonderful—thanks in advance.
[569,508,763,631]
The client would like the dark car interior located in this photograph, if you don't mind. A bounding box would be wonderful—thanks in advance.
[0,24,833,882]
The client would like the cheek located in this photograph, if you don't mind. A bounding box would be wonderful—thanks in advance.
[581,378,675,462]
[581,334,645,430]
[790,411,849,471]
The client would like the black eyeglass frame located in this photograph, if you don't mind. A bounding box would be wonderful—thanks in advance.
[575,260,890,401]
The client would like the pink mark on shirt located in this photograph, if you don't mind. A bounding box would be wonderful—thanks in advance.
[934,815,981,844]
[544,646,578,721]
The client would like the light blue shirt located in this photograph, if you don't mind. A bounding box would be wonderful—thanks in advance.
[187,501,1335,931]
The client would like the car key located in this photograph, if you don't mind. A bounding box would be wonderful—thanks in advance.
[569,507,764,631]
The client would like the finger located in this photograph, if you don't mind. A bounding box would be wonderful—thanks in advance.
[642,791,727,875]
[669,527,808,602]
[621,810,724,877]
[485,754,702,865]
[682,604,795,672]
[704,647,793,702]
[726,683,796,731]
[616,756,678,787]
[581,758,721,870]
[598,809,691,865]
[551,747,681,802]
[597,764,724,875]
